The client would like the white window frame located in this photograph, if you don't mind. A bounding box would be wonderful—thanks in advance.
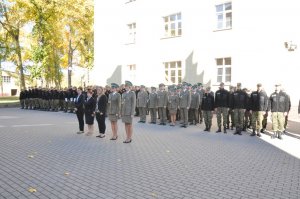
[2,76,11,83]
[163,13,182,38]
[216,57,231,83]
[215,2,232,30]
[127,64,136,82]
[127,22,136,44]
[164,61,182,85]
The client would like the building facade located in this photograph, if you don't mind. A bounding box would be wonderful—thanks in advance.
[93,0,300,106]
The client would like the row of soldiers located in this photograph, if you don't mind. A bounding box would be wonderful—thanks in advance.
[19,87,78,112]
[19,81,290,140]
[133,81,290,139]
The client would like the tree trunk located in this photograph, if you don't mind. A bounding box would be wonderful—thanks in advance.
[15,34,26,90]
[0,60,3,96]
[67,39,73,88]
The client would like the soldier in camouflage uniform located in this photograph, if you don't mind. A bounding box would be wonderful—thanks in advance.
[189,85,200,125]
[201,87,214,132]
[137,85,148,123]
[214,82,230,133]
[227,86,235,130]
[179,82,191,128]
[232,83,248,135]
[148,87,158,124]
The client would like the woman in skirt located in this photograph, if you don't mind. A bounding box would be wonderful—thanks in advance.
[84,88,96,136]
[107,83,121,140]
[121,81,136,143]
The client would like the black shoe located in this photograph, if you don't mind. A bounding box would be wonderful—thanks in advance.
[256,132,261,137]
[203,128,208,131]
[216,128,221,133]
[242,127,246,131]
[123,139,132,143]
[224,129,227,134]
[207,128,211,132]
[250,132,256,136]
[238,131,242,135]
[260,129,265,134]
[110,136,118,140]
[96,134,105,138]
[158,123,163,125]
[162,123,166,126]
[234,131,239,135]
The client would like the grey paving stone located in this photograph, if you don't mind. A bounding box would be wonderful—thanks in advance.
[0,108,299,199]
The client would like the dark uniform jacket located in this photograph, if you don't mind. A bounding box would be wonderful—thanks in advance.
[75,94,85,112]
[96,94,108,114]
[233,90,248,109]
[19,91,25,100]
[268,91,289,113]
[201,92,215,111]
[214,89,229,108]
[249,90,268,111]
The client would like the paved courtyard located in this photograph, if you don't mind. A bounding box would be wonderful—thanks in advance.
[0,108,299,199]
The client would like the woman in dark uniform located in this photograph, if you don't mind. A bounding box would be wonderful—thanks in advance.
[95,86,108,138]
[84,88,96,136]
[74,87,85,134]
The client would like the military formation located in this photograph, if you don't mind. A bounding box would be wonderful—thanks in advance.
[19,81,291,140]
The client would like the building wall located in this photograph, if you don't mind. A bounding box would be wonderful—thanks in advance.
[93,0,300,106]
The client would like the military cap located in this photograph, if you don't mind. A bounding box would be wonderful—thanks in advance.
[176,85,182,90]
[237,83,242,87]
[187,83,192,87]
[197,83,203,87]
[229,85,234,89]
[192,85,197,89]
[125,81,133,87]
[151,86,156,90]
[140,85,145,88]
[159,83,165,87]
[111,83,119,88]
[219,82,225,86]
[257,83,262,87]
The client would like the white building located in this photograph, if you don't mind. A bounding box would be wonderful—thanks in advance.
[93,0,300,106]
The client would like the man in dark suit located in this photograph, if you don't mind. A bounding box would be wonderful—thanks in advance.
[74,87,85,134]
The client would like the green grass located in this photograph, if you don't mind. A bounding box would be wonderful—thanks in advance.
[0,96,19,104]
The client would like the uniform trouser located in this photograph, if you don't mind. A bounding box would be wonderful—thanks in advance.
[216,107,228,129]
[59,100,64,110]
[234,109,245,129]
[244,110,251,128]
[29,98,33,109]
[271,112,285,132]
[149,108,157,123]
[24,99,29,108]
[20,100,25,108]
[180,108,189,125]
[203,111,213,128]
[284,115,288,130]
[189,108,198,123]
[262,112,268,129]
[251,111,264,132]
[176,109,180,121]
[34,98,39,109]
[198,106,203,122]
[38,99,43,109]
[52,99,59,111]
[227,109,235,127]
[158,107,167,123]
[96,112,106,134]
[76,110,84,131]
[69,101,75,112]
[64,100,69,112]
[138,107,147,122]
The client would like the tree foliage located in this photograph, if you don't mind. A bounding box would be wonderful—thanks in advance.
[0,0,94,89]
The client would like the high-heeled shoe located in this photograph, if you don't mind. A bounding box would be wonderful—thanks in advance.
[110,136,118,140]
[123,139,132,143]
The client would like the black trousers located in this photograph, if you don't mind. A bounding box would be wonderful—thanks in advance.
[76,110,84,131]
[96,112,106,134]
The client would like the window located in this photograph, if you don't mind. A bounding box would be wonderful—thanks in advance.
[163,13,182,38]
[127,23,136,44]
[216,2,232,30]
[127,64,136,81]
[125,0,136,3]
[2,76,11,83]
[216,57,231,83]
[164,61,182,84]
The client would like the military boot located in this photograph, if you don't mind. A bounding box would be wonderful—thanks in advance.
[223,127,227,134]
[216,127,221,133]
[278,131,283,140]
[250,130,256,136]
